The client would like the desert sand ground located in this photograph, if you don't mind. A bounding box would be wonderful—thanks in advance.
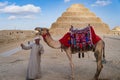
[0,35,120,80]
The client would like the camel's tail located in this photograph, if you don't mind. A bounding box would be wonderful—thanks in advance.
[102,41,106,64]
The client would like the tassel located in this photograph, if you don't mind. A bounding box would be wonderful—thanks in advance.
[82,53,84,58]
[78,53,81,58]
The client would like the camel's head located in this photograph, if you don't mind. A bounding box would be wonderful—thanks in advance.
[34,27,49,36]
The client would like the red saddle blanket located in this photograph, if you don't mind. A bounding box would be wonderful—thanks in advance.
[59,26,101,47]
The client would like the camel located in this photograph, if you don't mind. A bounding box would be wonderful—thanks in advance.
[35,26,106,80]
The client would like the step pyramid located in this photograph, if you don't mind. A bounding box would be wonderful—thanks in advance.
[50,4,110,35]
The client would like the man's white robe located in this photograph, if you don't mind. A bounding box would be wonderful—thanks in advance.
[22,43,44,79]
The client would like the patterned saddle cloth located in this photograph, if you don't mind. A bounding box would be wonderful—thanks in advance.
[59,26,101,51]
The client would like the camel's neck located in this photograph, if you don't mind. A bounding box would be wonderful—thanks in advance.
[42,33,61,49]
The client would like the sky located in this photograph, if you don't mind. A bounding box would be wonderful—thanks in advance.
[0,0,120,30]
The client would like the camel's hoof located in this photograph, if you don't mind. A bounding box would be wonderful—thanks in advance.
[102,59,107,64]
[70,75,75,80]
[93,77,99,80]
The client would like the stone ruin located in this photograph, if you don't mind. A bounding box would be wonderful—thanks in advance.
[109,26,120,35]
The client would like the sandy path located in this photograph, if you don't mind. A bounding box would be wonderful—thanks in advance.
[0,36,120,80]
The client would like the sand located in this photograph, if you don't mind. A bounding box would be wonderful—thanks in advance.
[0,35,120,80]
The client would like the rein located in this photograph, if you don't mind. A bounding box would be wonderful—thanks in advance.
[42,33,50,42]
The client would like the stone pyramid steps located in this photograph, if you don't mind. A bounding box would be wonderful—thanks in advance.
[50,4,110,35]
[62,12,96,17]
[51,23,108,33]
[67,7,89,12]
[56,16,102,23]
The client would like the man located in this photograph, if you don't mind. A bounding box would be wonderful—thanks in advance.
[21,36,44,80]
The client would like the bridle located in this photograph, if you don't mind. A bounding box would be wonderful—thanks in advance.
[41,32,50,42]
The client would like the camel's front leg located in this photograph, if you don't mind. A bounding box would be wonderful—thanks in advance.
[65,48,75,80]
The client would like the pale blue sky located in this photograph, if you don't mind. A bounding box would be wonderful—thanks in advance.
[0,0,120,30]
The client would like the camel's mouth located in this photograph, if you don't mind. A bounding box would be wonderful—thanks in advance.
[34,30,40,35]
[34,30,39,33]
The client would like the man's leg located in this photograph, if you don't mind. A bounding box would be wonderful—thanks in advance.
[26,68,35,80]
[36,55,42,79]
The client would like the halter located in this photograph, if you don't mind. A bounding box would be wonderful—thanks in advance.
[42,33,50,42]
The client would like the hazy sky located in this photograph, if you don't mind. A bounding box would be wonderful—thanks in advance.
[0,0,120,30]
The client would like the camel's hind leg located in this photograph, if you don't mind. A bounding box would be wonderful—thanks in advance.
[65,47,74,80]
[94,50,103,80]
[94,40,104,80]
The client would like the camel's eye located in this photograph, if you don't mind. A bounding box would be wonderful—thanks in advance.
[41,29,43,31]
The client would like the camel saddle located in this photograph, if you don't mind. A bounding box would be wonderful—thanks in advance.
[59,26,101,52]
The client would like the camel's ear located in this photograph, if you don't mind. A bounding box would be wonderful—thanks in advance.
[41,28,43,31]
[35,27,39,30]
[47,29,49,32]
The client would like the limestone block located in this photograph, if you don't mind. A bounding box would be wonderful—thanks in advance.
[56,17,102,23]
[62,12,96,17]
